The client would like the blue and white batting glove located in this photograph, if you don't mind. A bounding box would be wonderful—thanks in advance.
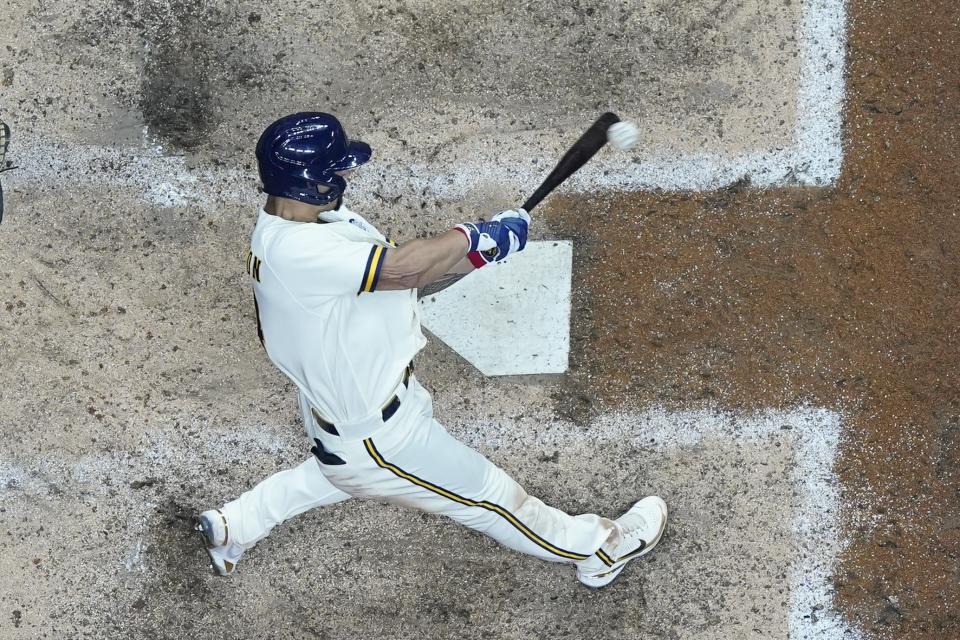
[454,208,530,268]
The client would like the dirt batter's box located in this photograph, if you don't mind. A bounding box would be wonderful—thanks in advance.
[0,0,851,638]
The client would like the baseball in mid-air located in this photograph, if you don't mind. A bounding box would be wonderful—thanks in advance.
[607,121,639,150]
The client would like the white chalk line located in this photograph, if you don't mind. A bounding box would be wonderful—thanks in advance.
[0,426,296,573]
[1,406,861,639]
[6,0,845,205]
[1,0,854,634]
[450,405,859,639]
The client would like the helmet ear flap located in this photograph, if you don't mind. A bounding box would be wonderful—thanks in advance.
[303,169,346,206]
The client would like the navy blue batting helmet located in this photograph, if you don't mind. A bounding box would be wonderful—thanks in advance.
[255,112,372,206]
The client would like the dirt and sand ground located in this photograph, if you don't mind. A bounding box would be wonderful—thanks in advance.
[550,2,959,636]
[0,1,957,639]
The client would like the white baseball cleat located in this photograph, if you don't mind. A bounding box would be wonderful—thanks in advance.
[576,496,668,588]
[195,509,245,576]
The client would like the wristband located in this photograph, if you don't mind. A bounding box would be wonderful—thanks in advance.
[466,250,489,269]
[452,225,472,247]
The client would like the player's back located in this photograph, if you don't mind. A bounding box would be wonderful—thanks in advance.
[246,208,426,425]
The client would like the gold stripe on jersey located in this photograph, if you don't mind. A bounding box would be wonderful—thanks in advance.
[363,438,591,561]
[359,245,386,293]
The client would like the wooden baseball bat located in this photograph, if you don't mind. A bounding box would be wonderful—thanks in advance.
[478,111,621,258]
[421,114,623,296]
[521,111,621,212]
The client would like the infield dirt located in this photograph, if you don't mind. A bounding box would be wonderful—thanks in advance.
[0,1,957,639]
[549,1,959,637]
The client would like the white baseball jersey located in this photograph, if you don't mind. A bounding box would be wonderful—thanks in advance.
[246,206,426,426]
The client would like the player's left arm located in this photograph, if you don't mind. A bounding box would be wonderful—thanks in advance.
[416,254,478,298]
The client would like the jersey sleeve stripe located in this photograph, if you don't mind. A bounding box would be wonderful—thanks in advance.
[360,245,386,293]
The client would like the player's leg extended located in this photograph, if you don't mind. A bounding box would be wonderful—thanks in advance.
[351,379,616,563]
[366,421,616,563]
[220,457,351,546]
[198,457,351,575]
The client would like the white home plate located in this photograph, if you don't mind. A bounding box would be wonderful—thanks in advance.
[418,241,572,376]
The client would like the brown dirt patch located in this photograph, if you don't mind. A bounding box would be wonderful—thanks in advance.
[547,1,959,638]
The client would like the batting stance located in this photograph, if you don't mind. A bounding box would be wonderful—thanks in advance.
[196,112,667,588]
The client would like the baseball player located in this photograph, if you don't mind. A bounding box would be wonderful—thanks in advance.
[196,112,667,588]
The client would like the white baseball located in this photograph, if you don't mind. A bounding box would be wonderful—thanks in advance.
[607,121,639,150]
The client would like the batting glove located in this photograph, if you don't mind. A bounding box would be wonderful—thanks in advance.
[454,208,530,268]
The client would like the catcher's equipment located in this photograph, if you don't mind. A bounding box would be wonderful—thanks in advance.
[255,112,371,207]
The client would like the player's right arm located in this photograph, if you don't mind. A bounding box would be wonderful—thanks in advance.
[281,209,529,296]
[379,208,530,291]
[378,230,471,290]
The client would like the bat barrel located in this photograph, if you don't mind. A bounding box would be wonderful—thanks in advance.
[522,112,620,212]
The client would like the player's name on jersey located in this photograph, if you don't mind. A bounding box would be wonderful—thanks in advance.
[246,250,263,282]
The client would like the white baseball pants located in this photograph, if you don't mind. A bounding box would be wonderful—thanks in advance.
[220,376,618,567]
